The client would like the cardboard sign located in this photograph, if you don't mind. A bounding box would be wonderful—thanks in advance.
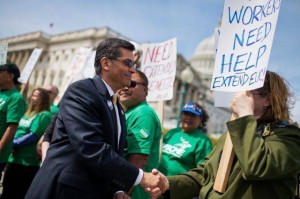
[75,50,96,80]
[141,38,177,101]
[65,47,92,78]
[19,48,43,83]
[0,43,8,65]
[211,0,281,92]
[54,47,92,105]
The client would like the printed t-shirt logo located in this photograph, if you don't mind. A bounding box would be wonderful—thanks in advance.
[162,137,191,158]
[139,129,149,138]
[0,99,5,107]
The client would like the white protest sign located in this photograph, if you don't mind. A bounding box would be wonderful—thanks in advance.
[54,47,92,105]
[19,48,43,83]
[214,91,235,107]
[0,43,8,65]
[65,47,92,78]
[141,38,177,102]
[210,0,281,92]
[80,50,96,79]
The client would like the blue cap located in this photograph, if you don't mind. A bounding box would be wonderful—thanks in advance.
[181,102,203,116]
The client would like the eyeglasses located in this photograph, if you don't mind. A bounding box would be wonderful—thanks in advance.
[250,90,269,96]
[129,80,147,88]
[111,59,137,69]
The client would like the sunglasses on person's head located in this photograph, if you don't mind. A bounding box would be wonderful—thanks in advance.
[129,80,147,88]
[111,59,137,69]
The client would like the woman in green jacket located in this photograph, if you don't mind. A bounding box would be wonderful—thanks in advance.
[151,71,300,199]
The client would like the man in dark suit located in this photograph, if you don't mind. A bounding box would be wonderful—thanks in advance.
[25,38,163,199]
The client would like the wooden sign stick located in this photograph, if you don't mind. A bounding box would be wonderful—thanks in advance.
[213,128,234,193]
[213,91,249,193]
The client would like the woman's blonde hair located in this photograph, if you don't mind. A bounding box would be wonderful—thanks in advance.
[257,71,296,124]
[25,88,50,117]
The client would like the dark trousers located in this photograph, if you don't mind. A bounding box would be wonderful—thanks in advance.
[1,163,39,199]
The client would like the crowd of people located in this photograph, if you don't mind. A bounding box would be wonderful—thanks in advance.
[0,38,299,199]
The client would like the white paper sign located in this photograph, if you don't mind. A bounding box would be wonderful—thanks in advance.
[19,48,43,83]
[141,38,177,101]
[54,48,92,105]
[65,47,92,78]
[0,43,8,65]
[81,50,96,78]
[214,91,236,107]
[210,0,281,92]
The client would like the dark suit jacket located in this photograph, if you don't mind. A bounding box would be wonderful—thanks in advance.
[25,75,139,199]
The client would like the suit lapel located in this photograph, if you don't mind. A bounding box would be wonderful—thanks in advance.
[92,75,119,150]
[116,102,127,153]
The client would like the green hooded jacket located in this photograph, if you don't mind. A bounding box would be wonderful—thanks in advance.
[168,115,300,199]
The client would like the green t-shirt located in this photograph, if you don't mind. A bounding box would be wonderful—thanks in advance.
[50,103,59,117]
[0,88,26,162]
[124,101,162,199]
[8,111,52,166]
[158,127,212,176]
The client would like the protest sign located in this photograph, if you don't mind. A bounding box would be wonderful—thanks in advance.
[212,0,281,193]
[75,50,96,81]
[54,47,92,105]
[65,47,92,78]
[211,0,281,92]
[19,48,43,83]
[141,38,177,102]
[0,43,8,65]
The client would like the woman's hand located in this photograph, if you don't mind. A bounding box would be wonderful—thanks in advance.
[231,92,254,118]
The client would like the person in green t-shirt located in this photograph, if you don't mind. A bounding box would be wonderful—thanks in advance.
[0,63,26,177]
[119,69,162,199]
[158,102,212,177]
[1,88,51,199]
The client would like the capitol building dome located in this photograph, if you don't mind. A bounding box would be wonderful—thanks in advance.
[190,32,216,100]
[194,34,215,55]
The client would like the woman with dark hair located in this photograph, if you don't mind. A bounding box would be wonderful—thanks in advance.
[158,102,212,176]
[1,88,52,199]
[151,71,300,199]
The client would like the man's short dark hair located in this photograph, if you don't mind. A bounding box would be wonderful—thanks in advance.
[135,69,149,87]
[94,38,135,75]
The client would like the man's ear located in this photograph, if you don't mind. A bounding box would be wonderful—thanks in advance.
[144,87,148,96]
[8,72,14,82]
[100,57,111,71]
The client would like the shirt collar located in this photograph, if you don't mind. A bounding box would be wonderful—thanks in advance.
[102,78,114,97]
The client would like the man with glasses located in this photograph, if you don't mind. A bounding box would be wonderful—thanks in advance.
[119,70,162,199]
[26,38,164,199]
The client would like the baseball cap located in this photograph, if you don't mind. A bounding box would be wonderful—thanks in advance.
[181,102,203,116]
[0,63,21,84]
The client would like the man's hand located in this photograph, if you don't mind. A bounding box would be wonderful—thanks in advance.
[140,169,161,190]
[114,192,131,199]
[143,169,169,198]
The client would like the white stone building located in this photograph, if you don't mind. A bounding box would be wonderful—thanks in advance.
[0,27,230,137]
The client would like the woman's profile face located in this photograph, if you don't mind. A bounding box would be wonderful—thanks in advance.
[181,112,202,133]
[30,90,41,106]
[250,90,271,117]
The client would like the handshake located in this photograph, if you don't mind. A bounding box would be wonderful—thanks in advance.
[114,169,169,199]
[141,169,169,198]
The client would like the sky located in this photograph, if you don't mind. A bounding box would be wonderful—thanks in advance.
[0,0,299,123]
